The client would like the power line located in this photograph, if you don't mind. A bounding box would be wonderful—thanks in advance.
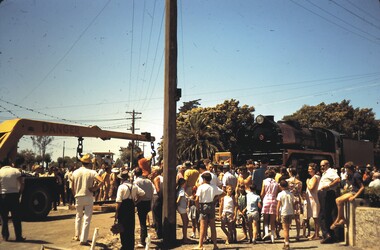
[305,0,380,40]
[128,0,136,109]
[346,0,380,23]
[19,0,112,103]
[330,0,380,31]
[289,0,380,45]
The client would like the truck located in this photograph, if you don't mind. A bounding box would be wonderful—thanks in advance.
[0,118,155,220]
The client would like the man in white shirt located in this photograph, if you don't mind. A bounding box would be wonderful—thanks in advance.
[317,160,340,244]
[0,158,25,242]
[222,164,237,191]
[71,154,104,246]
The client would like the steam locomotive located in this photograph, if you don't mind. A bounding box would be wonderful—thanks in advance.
[236,115,374,171]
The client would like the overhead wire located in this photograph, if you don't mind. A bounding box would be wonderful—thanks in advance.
[138,0,158,111]
[19,0,112,103]
[289,0,380,45]
[330,0,380,31]
[134,0,147,110]
[346,0,380,23]
[140,5,165,110]
[128,0,136,110]
[305,0,380,40]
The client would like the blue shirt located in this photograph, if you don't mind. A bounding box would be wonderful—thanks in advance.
[246,191,261,213]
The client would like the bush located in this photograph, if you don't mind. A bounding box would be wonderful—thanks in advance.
[364,187,380,207]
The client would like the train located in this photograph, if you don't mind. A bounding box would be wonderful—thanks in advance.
[235,115,374,183]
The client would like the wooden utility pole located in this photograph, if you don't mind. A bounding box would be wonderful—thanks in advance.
[163,0,178,247]
[126,110,141,168]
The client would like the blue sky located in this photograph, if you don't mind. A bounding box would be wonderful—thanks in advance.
[1,0,380,160]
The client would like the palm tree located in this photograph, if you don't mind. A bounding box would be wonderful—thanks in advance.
[177,113,223,163]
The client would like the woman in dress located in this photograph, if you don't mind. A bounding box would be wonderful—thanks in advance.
[286,168,303,241]
[260,169,279,243]
[306,163,321,240]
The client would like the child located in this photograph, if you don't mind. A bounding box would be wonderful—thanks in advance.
[220,185,237,244]
[236,184,248,241]
[195,172,224,250]
[176,178,190,243]
[244,184,262,244]
[188,186,199,239]
[276,180,295,250]
[301,192,310,238]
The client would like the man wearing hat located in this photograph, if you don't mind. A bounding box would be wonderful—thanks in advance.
[71,153,104,246]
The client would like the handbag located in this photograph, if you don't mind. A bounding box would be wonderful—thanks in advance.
[110,222,124,235]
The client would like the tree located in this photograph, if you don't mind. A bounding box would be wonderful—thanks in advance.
[31,136,54,160]
[171,99,255,164]
[177,112,223,162]
[283,100,379,144]
[119,142,142,167]
[19,149,36,169]
[178,99,201,113]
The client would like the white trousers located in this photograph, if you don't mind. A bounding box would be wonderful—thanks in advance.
[75,196,93,243]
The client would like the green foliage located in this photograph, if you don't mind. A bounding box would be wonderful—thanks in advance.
[173,99,255,163]
[283,100,379,144]
[119,141,142,167]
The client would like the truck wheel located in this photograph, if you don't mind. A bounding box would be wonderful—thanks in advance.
[22,186,52,221]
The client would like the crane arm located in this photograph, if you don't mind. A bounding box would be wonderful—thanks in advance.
[0,118,155,162]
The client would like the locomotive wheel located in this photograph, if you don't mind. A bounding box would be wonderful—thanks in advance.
[22,186,52,221]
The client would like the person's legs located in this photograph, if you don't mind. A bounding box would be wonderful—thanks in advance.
[253,220,258,242]
[0,195,10,240]
[74,200,84,239]
[270,214,276,243]
[247,219,253,242]
[180,213,189,241]
[221,218,229,243]
[240,215,248,240]
[198,219,207,248]
[137,201,150,245]
[263,213,270,237]
[209,218,218,249]
[9,193,22,240]
[334,193,352,225]
[294,214,300,240]
[318,190,329,238]
[283,222,290,246]
[81,203,93,243]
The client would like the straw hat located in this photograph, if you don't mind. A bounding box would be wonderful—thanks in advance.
[79,153,93,164]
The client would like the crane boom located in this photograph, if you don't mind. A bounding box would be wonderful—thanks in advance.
[0,118,155,161]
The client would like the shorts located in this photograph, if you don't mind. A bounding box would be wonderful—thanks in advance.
[247,211,259,223]
[221,212,235,224]
[281,214,293,225]
[199,202,215,221]
[177,207,187,215]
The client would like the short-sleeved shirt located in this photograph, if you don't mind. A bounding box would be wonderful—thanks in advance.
[222,171,237,189]
[246,191,261,214]
[318,168,339,191]
[184,168,199,187]
[196,183,223,203]
[134,176,154,201]
[198,171,221,187]
[72,166,99,197]
[252,167,266,192]
[116,181,145,202]
[177,188,187,211]
[0,166,21,194]
[346,172,363,193]
[277,189,294,216]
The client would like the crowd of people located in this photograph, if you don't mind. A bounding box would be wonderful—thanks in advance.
[172,157,379,250]
[1,153,380,250]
